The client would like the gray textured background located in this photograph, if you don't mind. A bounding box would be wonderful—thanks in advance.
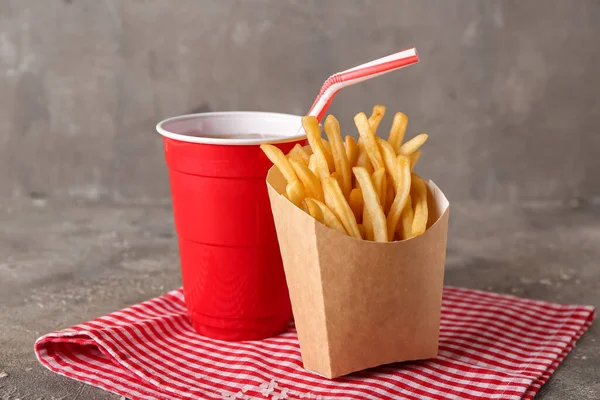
[1,0,599,204]
[1,1,600,399]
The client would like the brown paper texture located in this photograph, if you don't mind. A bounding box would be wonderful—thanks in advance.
[267,166,450,379]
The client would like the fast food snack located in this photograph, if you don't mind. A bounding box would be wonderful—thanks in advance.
[261,105,431,241]
[265,107,449,379]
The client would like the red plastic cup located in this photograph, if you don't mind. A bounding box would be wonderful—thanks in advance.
[156,112,306,341]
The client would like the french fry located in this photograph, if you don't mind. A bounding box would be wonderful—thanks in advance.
[324,115,352,196]
[286,179,306,208]
[353,167,387,242]
[331,171,344,189]
[260,144,298,182]
[386,155,411,240]
[303,198,324,224]
[348,188,364,223]
[321,140,335,171]
[354,112,385,170]
[376,137,399,189]
[385,183,394,215]
[322,177,362,239]
[302,117,330,179]
[411,173,429,237]
[399,133,428,156]
[368,104,386,134]
[363,206,374,241]
[289,158,324,202]
[301,200,309,213]
[409,150,421,171]
[345,136,358,167]
[400,196,414,240]
[371,168,387,208]
[288,145,302,160]
[308,154,318,175]
[381,173,387,210]
[389,112,408,153]
[288,143,311,165]
[305,198,347,235]
[356,140,374,174]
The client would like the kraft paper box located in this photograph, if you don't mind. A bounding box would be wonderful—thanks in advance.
[266,166,450,379]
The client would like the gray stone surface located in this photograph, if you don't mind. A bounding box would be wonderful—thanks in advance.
[0,198,598,399]
[0,199,181,400]
[0,0,599,204]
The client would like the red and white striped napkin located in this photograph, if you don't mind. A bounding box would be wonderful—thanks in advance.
[35,287,594,400]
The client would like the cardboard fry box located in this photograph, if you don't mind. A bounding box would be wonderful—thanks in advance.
[266,166,450,379]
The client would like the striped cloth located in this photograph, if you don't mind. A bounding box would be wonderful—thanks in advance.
[35,287,594,400]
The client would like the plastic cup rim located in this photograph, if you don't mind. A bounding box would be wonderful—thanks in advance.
[156,111,306,146]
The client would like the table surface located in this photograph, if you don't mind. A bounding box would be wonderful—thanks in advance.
[0,198,598,399]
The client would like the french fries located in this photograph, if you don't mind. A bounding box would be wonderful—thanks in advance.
[286,179,306,209]
[305,198,347,235]
[262,106,432,242]
[348,188,364,223]
[321,140,335,171]
[376,137,399,189]
[289,143,311,165]
[289,158,324,202]
[400,196,414,240]
[399,133,428,156]
[410,173,429,237]
[308,154,318,175]
[302,117,331,180]
[368,105,386,134]
[354,112,385,171]
[324,115,352,196]
[385,183,394,215]
[371,168,387,208]
[331,172,344,191]
[356,141,374,174]
[261,144,298,182]
[409,150,421,171]
[386,155,411,240]
[363,207,374,241]
[345,136,358,167]
[304,197,325,224]
[388,112,408,153]
[322,177,362,239]
[353,167,387,242]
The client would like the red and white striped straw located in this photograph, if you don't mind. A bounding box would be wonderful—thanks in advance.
[307,47,419,122]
